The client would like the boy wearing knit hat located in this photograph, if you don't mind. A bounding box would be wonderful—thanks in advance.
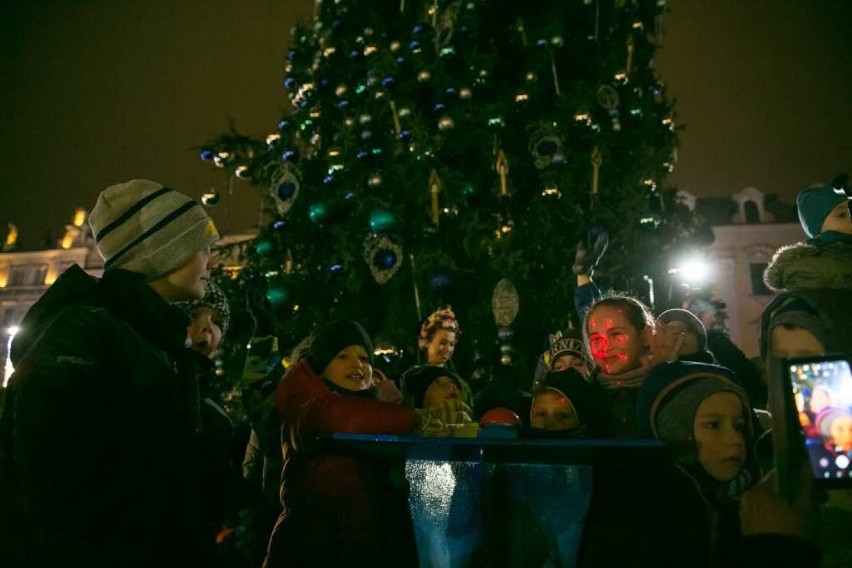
[632,362,765,564]
[764,174,852,292]
[267,319,474,567]
[529,369,599,435]
[2,179,221,565]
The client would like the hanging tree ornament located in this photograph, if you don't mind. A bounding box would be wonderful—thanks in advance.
[626,35,635,75]
[492,279,520,366]
[429,169,442,225]
[269,164,301,215]
[362,233,404,284]
[528,124,564,169]
[389,100,402,138]
[591,146,603,197]
[433,0,461,53]
[495,149,510,196]
[597,85,622,131]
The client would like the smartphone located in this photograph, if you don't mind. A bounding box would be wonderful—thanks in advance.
[772,354,852,494]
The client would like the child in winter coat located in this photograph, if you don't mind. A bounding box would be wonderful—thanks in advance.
[630,362,759,566]
[264,320,467,568]
[764,175,852,292]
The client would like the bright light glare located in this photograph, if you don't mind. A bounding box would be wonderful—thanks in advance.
[3,326,19,387]
[669,257,712,285]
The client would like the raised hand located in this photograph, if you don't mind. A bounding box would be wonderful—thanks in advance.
[573,228,610,276]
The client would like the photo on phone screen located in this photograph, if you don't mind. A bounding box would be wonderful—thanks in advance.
[788,357,852,481]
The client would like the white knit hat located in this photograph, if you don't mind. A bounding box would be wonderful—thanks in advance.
[89,179,219,279]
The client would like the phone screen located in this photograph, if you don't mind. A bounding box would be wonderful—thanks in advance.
[788,357,852,481]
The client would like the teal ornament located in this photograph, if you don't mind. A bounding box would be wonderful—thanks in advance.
[255,238,274,256]
[308,202,328,224]
[362,234,403,284]
[266,285,289,306]
[369,208,397,233]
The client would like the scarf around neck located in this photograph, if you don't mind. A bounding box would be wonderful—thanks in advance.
[594,364,649,390]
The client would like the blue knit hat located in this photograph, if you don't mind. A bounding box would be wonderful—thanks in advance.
[796,180,849,238]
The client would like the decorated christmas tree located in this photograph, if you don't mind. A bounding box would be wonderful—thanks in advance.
[201,0,703,382]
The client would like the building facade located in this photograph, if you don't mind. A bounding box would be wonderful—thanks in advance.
[1,210,104,385]
[683,187,804,358]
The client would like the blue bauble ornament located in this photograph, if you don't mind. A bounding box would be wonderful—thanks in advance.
[277,181,297,201]
[369,208,396,233]
[429,271,454,295]
[374,249,398,269]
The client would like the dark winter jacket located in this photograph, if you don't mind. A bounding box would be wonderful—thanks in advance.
[264,357,418,568]
[763,239,852,292]
[706,329,766,409]
[0,265,213,568]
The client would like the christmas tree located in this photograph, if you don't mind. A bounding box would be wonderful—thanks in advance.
[201,0,700,381]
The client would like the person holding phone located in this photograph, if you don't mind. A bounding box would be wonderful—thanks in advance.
[759,290,852,567]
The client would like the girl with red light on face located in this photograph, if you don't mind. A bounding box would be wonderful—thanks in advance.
[583,294,683,438]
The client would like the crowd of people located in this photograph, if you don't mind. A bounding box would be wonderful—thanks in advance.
[0,174,849,567]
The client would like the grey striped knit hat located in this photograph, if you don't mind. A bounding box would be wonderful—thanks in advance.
[89,180,219,279]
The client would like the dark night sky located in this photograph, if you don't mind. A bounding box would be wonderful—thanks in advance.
[1,0,850,249]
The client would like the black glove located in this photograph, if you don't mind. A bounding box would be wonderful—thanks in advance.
[572,228,609,276]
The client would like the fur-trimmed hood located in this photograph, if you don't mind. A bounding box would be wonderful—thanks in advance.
[763,240,852,292]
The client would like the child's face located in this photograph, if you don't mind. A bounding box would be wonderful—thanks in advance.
[693,392,746,482]
[769,324,824,359]
[553,354,590,378]
[530,389,580,431]
[587,306,647,375]
[422,375,461,409]
[819,201,852,235]
[155,247,215,302]
[829,415,852,451]
[422,329,457,366]
[187,305,223,358]
[322,344,373,392]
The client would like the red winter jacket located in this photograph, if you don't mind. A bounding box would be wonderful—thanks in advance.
[264,358,418,568]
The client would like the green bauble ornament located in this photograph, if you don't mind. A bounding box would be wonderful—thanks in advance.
[369,207,397,233]
[308,202,329,224]
[266,284,289,306]
[255,238,274,256]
